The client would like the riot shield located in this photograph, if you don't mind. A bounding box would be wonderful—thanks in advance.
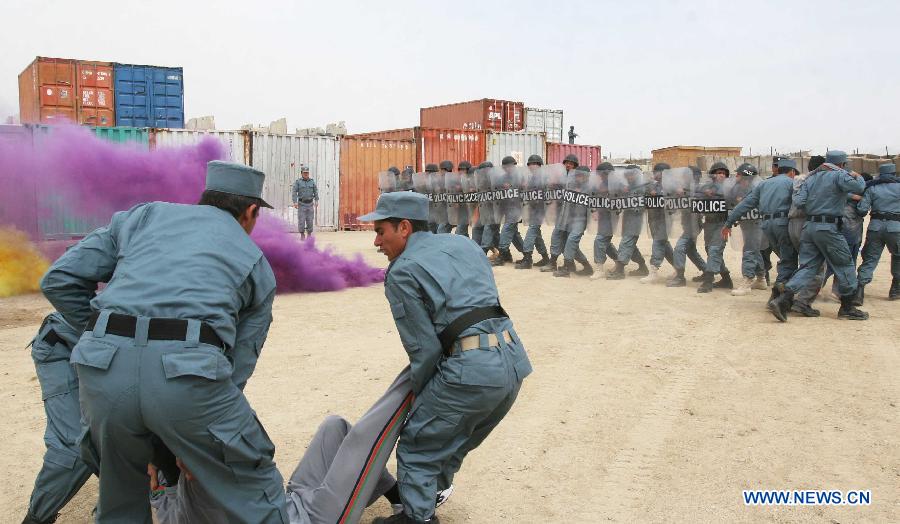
[491,165,523,225]
[609,167,647,237]
[444,171,467,226]
[412,171,430,195]
[589,169,618,237]
[729,175,763,252]
[429,171,448,225]
[396,168,414,192]
[645,168,680,241]
[378,171,396,193]
[561,167,593,234]
[474,165,497,227]
[544,163,568,229]
[522,165,548,226]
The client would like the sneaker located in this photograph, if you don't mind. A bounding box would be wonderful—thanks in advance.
[590,264,606,280]
[751,275,768,290]
[731,277,753,296]
[436,485,454,508]
[639,266,659,284]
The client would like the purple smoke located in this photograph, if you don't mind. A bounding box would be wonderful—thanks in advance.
[0,124,384,293]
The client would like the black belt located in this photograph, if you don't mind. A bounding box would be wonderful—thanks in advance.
[42,329,64,347]
[86,312,224,348]
[871,212,900,221]
[299,199,313,204]
[438,305,509,356]
[806,215,842,224]
[762,211,788,220]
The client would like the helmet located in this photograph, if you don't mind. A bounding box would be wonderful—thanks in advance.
[597,161,614,172]
[563,154,579,167]
[501,156,517,166]
[652,162,671,172]
[425,163,439,173]
[387,166,400,176]
[477,161,494,169]
[401,167,414,178]
[574,165,590,175]
[736,163,758,177]
[709,161,730,175]
[439,160,454,171]
[458,160,472,171]
[526,154,544,166]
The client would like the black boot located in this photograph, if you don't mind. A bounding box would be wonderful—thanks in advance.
[554,259,575,278]
[790,301,821,317]
[533,251,551,267]
[697,272,715,293]
[890,278,900,301]
[628,261,649,277]
[514,252,533,269]
[714,271,733,289]
[767,288,795,322]
[606,261,626,280]
[373,513,440,523]
[540,254,559,272]
[769,282,783,302]
[852,284,865,306]
[666,268,687,287]
[22,514,57,524]
[691,274,706,282]
[838,292,869,320]
[574,251,594,277]
[764,271,771,286]
[491,249,511,267]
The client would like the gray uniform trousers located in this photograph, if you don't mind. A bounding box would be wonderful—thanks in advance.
[857,228,900,284]
[789,217,824,304]
[701,218,729,274]
[522,224,547,255]
[26,317,93,523]
[673,212,706,272]
[298,203,315,235]
[153,369,414,524]
[648,212,673,268]
[73,323,287,523]
[762,221,797,285]
[787,223,858,297]
[397,332,530,521]
[470,225,484,246]
[563,221,587,261]
[499,222,518,250]
[738,220,766,279]
[548,226,567,256]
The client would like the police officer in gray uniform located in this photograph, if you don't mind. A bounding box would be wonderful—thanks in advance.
[453,161,474,238]
[41,161,286,522]
[22,313,93,524]
[786,157,827,316]
[667,166,707,287]
[436,161,455,234]
[641,162,676,283]
[491,156,524,267]
[768,151,868,321]
[727,163,768,295]
[606,166,650,280]
[555,165,594,277]
[541,154,580,273]
[516,154,551,269]
[590,162,621,279]
[855,162,900,303]
[362,192,531,523]
[694,162,733,292]
[292,165,319,240]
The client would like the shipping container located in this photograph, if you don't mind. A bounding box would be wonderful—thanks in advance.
[525,108,563,143]
[346,128,416,141]
[75,61,115,127]
[250,133,340,230]
[420,99,525,132]
[484,131,546,168]
[339,137,416,230]
[114,63,184,128]
[417,128,486,172]
[651,145,742,169]
[18,57,77,124]
[547,143,602,169]
[28,124,150,148]
[152,129,250,164]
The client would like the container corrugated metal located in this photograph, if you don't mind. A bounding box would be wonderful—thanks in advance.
[525,108,563,143]
[547,143,602,169]
[417,128,486,172]
[29,124,150,148]
[420,99,525,132]
[152,129,250,164]
[339,137,416,230]
[18,57,77,125]
[651,145,742,168]
[346,128,416,141]
[114,63,184,128]
[250,133,340,230]
[75,61,114,127]
[484,131,546,168]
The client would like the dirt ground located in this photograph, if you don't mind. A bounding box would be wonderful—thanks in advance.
[1,229,898,523]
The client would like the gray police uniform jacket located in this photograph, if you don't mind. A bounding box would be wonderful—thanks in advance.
[725,174,794,228]
[292,178,319,203]
[384,232,532,394]
[793,168,865,222]
[858,174,900,232]
[619,182,645,237]
[41,202,276,390]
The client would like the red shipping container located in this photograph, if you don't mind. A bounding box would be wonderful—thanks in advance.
[339,137,416,230]
[416,127,486,172]
[420,99,524,132]
[76,61,115,127]
[18,57,115,127]
[547,143,603,169]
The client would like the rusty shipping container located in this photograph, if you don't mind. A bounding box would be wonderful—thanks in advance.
[19,57,115,127]
[417,127,486,172]
[420,99,525,132]
[347,128,416,141]
[547,143,602,169]
[339,137,416,229]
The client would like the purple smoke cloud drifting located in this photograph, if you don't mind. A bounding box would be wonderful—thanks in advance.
[0,124,384,293]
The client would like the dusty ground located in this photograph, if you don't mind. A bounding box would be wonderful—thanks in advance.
[1,229,898,523]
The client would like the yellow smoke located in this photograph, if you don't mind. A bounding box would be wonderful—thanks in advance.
[0,227,49,297]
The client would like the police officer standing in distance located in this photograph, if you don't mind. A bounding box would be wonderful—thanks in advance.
[292,164,318,240]
[768,151,868,321]
[40,161,286,522]
[854,162,900,303]
[362,191,531,523]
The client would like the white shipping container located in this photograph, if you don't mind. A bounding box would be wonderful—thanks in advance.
[525,108,564,143]
[153,129,250,164]
[250,133,340,231]
[484,131,547,167]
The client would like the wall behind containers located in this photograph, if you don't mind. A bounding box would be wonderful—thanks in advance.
[339,137,416,230]
[546,143,601,169]
[250,134,340,230]
[420,99,524,132]
[484,131,546,167]
[114,64,184,128]
[651,146,742,169]
[152,129,250,164]
[525,108,563,143]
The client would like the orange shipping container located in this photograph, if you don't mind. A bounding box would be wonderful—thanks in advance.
[18,57,115,127]
[417,127,486,172]
[347,128,416,141]
[420,99,525,132]
[339,137,416,230]
[547,143,602,169]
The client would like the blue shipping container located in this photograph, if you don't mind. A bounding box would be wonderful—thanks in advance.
[113,63,184,128]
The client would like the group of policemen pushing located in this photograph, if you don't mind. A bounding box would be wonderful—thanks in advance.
[379,150,899,320]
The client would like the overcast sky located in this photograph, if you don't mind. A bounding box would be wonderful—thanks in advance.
[2,0,898,158]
